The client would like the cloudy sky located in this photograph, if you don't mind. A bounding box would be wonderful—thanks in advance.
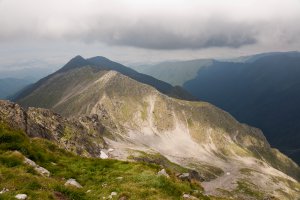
[0,0,300,73]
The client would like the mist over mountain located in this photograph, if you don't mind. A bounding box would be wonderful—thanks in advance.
[134,51,300,164]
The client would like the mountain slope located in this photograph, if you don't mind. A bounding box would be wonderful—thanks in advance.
[14,56,195,102]
[183,52,300,164]
[0,108,212,200]
[0,78,32,99]
[13,59,300,199]
[132,51,300,165]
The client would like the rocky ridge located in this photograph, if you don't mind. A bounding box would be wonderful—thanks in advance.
[0,100,107,157]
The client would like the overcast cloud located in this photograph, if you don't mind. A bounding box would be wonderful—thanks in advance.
[0,0,300,70]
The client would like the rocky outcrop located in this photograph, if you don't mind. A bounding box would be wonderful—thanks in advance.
[0,100,107,157]
[177,170,205,182]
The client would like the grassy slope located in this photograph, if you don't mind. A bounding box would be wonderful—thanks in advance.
[0,123,229,200]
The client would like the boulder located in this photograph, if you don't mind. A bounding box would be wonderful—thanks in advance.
[23,157,50,177]
[189,170,205,182]
[157,169,169,178]
[15,194,27,199]
[178,173,190,181]
[0,188,9,194]
[100,151,109,159]
[177,170,204,182]
[35,166,51,177]
[182,194,198,199]
[108,191,117,199]
[64,179,82,188]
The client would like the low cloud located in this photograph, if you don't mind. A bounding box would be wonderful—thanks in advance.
[0,0,299,51]
[83,18,258,50]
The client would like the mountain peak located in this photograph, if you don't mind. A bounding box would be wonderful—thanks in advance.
[60,55,89,72]
[87,56,117,68]
[88,56,111,62]
[69,55,86,63]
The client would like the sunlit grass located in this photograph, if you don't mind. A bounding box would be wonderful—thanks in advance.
[0,123,217,200]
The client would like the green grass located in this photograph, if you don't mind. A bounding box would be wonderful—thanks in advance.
[0,123,220,200]
[235,180,264,199]
[128,151,188,174]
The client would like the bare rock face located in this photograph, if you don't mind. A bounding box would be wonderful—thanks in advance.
[0,100,108,157]
[0,100,27,131]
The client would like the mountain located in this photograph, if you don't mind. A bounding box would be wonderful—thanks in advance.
[12,56,300,199]
[131,59,214,86]
[0,78,32,99]
[0,59,60,82]
[218,51,300,63]
[133,51,300,165]
[0,101,212,200]
[14,55,195,102]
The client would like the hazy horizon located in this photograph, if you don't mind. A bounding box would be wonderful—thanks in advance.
[1,0,300,73]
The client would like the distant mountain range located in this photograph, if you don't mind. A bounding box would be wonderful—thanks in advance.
[0,78,32,99]
[133,51,300,164]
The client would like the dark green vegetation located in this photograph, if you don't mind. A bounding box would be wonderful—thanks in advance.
[0,78,31,99]
[0,123,223,200]
[134,51,300,164]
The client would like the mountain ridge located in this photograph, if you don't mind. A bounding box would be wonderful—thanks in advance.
[13,56,196,102]
[132,51,300,164]
[11,56,300,199]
